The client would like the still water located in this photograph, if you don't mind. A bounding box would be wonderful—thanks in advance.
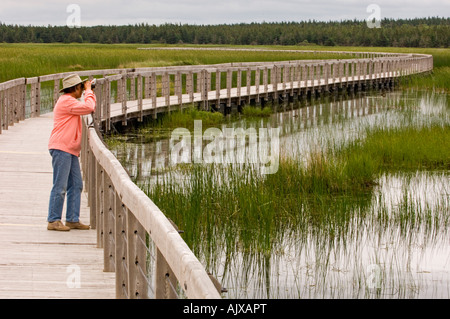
[108,90,449,299]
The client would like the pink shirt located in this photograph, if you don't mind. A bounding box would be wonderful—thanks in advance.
[48,90,96,156]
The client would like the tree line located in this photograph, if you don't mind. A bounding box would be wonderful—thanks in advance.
[1,17,448,48]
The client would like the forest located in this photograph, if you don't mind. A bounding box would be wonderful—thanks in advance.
[0,17,448,48]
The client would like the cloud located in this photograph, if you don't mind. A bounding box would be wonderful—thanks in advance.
[0,0,448,26]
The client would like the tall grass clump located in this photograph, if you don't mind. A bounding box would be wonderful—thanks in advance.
[154,106,224,130]
[241,105,273,117]
[399,67,450,93]
[133,105,224,139]
[343,123,450,171]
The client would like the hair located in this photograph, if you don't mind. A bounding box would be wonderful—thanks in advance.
[63,83,83,94]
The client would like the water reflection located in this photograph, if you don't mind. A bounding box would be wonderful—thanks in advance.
[110,90,448,181]
[214,170,449,299]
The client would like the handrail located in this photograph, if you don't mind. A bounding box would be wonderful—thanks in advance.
[81,117,221,298]
[0,49,433,298]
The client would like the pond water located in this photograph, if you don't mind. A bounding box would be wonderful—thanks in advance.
[107,89,449,299]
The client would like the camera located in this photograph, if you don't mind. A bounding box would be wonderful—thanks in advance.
[91,78,97,89]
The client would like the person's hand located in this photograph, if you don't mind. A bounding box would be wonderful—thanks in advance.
[84,80,92,91]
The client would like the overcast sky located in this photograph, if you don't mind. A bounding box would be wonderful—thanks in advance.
[0,0,448,26]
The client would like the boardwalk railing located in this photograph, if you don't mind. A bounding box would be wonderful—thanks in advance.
[81,118,221,298]
[0,49,433,298]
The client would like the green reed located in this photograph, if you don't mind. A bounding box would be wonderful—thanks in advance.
[342,123,450,172]
[0,43,355,83]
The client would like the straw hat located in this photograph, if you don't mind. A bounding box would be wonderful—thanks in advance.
[59,74,87,93]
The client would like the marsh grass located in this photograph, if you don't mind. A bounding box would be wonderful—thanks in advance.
[150,106,224,130]
[0,43,355,83]
[343,124,450,171]
[241,105,273,117]
[399,67,450,93]
[2,43,448,92]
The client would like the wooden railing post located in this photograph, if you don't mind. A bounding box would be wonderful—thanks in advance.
[263,67,269,100]
[255,67,261,103]
[115,196,129,299]
[127,212,148,299]
[163,72,170,113]
[205,70,211,110]
[137,74,143,122]
[188,71,194,105]
[236,68,242,105]
[96,161,104,248]
[215,69,221,105]
[246,67,251,104]
[88,143,97,229]
[273,65,279,100]
[309,64,314,93]
[105,78,111,132]
[129,74,136,101]
[151,73,157,119]
[121,75,127,125]
[176,71,182,106]
[155,248,178,299]
[16,81,25,122]
[103,172,115,272]
[27,77,40,118]
[226,69,232,107]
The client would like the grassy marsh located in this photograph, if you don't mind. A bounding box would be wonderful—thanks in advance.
[1,43,448,92]
[0,43,356,82]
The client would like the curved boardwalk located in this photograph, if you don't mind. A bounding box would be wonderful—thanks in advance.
[0,113,115,298]
[0,49,433,299]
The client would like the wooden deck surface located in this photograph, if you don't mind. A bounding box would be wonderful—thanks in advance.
[0,113,115,299]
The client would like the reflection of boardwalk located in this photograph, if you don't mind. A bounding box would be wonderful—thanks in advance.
[0,113,115,298]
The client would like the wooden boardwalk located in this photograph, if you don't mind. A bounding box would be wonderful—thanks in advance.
[0,50,433,299]
[0,113,115,298]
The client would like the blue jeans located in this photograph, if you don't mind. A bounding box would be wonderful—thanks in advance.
[47,149,83,223]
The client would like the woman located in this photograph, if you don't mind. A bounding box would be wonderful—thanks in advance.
[47,74,96,231]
